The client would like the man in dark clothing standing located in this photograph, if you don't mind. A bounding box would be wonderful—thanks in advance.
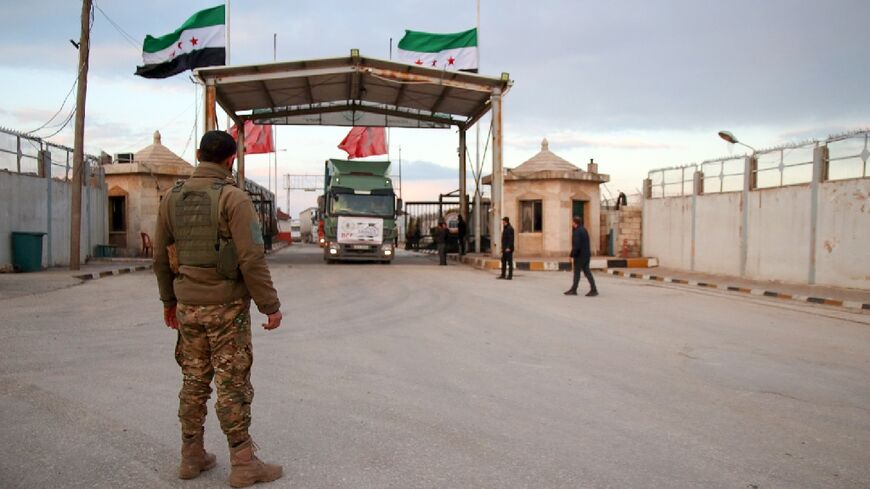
[497,217,514,280]
[565,216,598,296]
[435,221,448,265]
[457,214,467,256]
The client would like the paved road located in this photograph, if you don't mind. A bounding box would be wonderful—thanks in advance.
[1,245,868,489]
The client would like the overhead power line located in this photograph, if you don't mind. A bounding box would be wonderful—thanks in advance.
[93,1,141,52]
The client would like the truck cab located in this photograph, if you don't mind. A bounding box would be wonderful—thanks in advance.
[320,159,400,263]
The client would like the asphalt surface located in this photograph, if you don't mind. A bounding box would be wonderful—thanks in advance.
[1,245,868,489]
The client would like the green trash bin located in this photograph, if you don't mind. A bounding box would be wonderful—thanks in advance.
[11,232,46,272]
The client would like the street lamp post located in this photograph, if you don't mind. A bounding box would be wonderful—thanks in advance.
[718,130,756,153]
[717,130,755,278]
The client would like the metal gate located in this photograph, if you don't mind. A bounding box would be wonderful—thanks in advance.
[403,190,491,252]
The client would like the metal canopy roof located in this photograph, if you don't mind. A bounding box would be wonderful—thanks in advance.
[194,52,511,130]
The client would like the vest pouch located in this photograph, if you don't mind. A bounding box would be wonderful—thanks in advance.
[216,238,240,280]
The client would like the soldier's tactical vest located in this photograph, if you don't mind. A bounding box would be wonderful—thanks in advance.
[168,179,239,279]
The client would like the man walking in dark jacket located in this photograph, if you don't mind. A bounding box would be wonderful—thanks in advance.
[497,217,514,280]
[435,221,448,265]
[457,214,467,256]
[565,216,598,296]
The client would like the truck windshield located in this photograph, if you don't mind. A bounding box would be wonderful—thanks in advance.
[332,194,394,217]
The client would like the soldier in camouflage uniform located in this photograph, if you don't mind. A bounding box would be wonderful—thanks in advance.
[154,131,283,488]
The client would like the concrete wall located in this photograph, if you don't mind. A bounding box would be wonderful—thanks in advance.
[642,196,692,270]
[0,172,107,270]
[694,192,742,275]
[746,185,811,283]
[643,178,870,289]
[815,179,870,289]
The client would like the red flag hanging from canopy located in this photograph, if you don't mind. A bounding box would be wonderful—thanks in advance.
[338,127,387,159]
[229,120,274,154]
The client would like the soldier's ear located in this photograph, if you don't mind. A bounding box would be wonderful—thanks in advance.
[223,154,236,169]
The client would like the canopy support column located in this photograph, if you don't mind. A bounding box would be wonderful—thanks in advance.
[459,128,468,220]
[490,87,503,258]
[236,121,245,189]
[204,83,217,132]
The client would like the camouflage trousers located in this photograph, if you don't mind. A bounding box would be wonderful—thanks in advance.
[175,299,253,445]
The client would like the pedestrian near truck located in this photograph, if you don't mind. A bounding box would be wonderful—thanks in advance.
[435,220,448,265]
[497,217,514,280]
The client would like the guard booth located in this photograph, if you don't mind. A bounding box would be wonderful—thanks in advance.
[193,50,512,257]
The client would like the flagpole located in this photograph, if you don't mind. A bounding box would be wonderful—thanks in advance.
[273,33,278,210]
[224,0,231,131]
[193,78,199,166]
[387,37,392,163]
[398,145,402,201]
[473,0,482,253]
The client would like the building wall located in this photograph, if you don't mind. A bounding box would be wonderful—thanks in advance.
[505,179,601,257]
[642,196,693,270]
[600,207,643,258]
[694,192,742,275]
[0,172,107,269]
[642,178,870,289]
[104,172,184,256]
[815,179,870,289]
[746,185,811,282]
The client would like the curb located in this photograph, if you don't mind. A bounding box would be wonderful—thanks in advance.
[605,269,870,312]
[425,251,657,271]
[74,264,153,281]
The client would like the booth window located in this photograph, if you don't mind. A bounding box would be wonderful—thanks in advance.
[520,200,542,232]
[109,196,126,232]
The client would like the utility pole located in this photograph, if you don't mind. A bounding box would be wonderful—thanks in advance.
[70,0,92,270]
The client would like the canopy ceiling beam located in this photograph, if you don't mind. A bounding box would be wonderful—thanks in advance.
[430,86,453,114]
[244,102,461,128]
[393,66,413,106]
[209,65,355,85]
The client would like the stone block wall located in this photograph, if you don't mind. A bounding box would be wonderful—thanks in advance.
[600,207,643,257]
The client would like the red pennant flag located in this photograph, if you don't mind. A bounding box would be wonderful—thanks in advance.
[338,127,387,159]
[229,121,274,154]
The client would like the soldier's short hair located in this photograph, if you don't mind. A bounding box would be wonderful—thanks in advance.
[199,131,237,163]
[572,216,582,225]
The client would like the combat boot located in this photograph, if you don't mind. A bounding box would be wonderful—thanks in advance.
[178,430,217,479]
[228,437,283,488]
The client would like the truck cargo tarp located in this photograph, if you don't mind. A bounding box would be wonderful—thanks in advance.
[329,159,390,177]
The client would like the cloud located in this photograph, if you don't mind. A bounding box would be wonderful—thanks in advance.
[399,160,459,180]
[505,131,675,151]
[776,125,866,144]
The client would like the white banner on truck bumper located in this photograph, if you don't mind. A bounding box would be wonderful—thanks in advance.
[337,216,384,244]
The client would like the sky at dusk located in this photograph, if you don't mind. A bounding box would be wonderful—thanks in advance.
[1,0,868,216]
